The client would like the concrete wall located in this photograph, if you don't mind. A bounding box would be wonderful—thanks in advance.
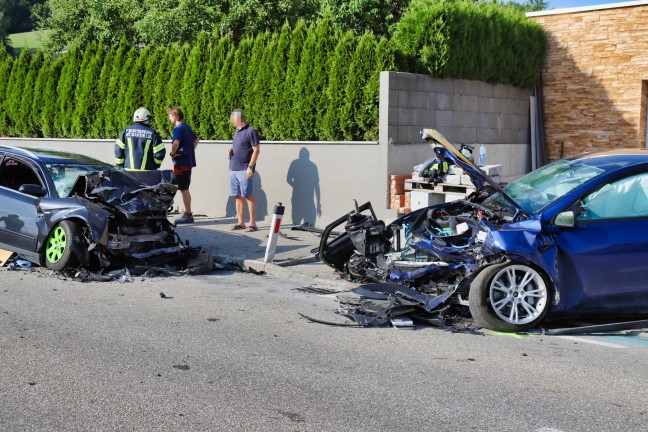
[528,2,648,160]
[0,137,388,226]
[380,71,533,184]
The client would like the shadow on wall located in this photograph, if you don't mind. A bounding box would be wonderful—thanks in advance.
[286,147,321,226]
[225,171,268,221]
[542,32,637,162]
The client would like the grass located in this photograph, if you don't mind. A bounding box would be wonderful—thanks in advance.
[8,30,51,55]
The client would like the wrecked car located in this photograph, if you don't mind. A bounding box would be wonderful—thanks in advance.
[0,146,205,273]
[319,130,648,332]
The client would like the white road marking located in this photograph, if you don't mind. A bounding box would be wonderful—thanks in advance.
[557,335,626,349]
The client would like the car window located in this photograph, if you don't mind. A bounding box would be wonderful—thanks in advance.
[578,172,648,220]
[0,157,44,192]
[45,163,111,197]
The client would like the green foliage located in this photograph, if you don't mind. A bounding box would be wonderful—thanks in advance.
[310,17,337,140]
[71,42,102,138]
[4,48,31,135]
[90,47,115,138]
[264,22,292,140]
[16,50,43,135]
[322,0,410,37]
[392,0,547,87]
[40,55,64,137]
[182,32,209,131]
[320,31,356,140]
[249,33,277,138]
[360,36,395,141]
[152,48,176,137]
[211,47,236,139]
[54,45,82,137]
[341,33,376,140]
[29,51,50,136]
[225,36,253,123]
[199,35,233,139]
[242,31,270,130]
[0,51,13,134]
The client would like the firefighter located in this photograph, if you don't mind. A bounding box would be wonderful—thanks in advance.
[115,107,165,171]
[419,146,451,184]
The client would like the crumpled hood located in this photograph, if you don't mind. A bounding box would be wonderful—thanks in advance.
[71,169,177,218]
[420,129,527,218]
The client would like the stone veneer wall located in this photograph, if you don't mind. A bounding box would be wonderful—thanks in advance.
[528,3,648,161]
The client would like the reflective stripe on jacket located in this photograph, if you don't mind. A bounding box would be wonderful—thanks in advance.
[115,123,165,171]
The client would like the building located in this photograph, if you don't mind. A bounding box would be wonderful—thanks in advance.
[528,1,648,161]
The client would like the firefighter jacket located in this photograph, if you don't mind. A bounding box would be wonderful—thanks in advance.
[115,123,165,171]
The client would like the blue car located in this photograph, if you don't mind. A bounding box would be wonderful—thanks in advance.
[0,145,201,272]
[319,131,648,331]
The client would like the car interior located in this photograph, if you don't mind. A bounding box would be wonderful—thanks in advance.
[0,157,45,194]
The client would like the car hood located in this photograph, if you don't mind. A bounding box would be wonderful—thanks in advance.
[421,129,528,218]
[69,169,177,218]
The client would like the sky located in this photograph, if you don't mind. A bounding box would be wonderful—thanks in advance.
[547,0,639,10]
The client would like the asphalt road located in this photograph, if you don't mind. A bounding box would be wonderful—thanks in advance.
[1,267,647,431]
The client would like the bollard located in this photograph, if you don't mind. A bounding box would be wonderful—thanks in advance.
[264,202,285,263]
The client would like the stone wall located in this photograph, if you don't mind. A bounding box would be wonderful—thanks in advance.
[379,71,533,185]
[528,3,648,161]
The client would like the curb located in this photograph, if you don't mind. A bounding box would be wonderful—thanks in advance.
[212,254,356,291]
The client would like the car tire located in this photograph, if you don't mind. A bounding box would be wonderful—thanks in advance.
[44,220,84,271]
[469,262,551,332]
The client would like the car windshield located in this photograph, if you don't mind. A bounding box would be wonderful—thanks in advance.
[483,159,606,214]
[46,163,113,197]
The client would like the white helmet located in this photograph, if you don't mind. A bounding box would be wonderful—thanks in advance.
[133,107,151,123]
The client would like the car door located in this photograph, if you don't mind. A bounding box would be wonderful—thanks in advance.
[0,156,44,252]
[551,172,648,315]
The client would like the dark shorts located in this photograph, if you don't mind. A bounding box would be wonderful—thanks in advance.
[173,166,192,191]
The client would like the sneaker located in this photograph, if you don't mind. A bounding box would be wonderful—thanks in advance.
[175,213,194,224]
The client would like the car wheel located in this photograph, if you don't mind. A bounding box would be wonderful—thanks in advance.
[44,220,83,271]
[469,262,551,332]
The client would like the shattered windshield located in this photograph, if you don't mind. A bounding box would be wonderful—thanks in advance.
[46,163,113,197]
[483,159,605,214]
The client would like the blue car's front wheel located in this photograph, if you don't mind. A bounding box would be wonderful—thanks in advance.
[469,262,551,332]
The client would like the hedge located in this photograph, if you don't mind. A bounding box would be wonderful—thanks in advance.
[0,3,546,140]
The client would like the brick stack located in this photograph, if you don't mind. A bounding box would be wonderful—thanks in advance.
[390,174,411,214]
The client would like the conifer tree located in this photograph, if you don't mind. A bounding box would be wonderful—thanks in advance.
[0,52,13,135]
[152,48,176,138]
[17,51,44,136]
[225,36,253,119]
[249,33,278,138]
[30,53,51,137]
[71,43,104,138]
[340,33,375,140]
[4,49,31,135]
[100,38,131,137]
[141,47,164,114]
[359,36,395,141]
[320,31,356,141]
[122,45,152,131]
[199,35,232,139]
[289,25,316,140]
[211,47,235,139]
[88,47,115,138]
[55,45,83,137]
[165,44,190,110]
[110,45,138,137]
[181,32,209,130]
[41,57,66,137]
[241,31,269,131]
[266,22,291,140]
[312,18,339,140]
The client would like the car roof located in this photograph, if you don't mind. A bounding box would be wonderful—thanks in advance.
[0,145,111,166]
[565,149,648,172]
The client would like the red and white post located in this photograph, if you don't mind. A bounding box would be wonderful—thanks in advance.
[264,202,285,263]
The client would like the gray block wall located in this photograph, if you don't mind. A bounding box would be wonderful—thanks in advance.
[380,71,534,184]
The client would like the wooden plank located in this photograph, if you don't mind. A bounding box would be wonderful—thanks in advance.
[0,248,15,266]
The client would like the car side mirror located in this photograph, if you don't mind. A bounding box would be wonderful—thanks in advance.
[554,211,575,228]
[19,184,47,197]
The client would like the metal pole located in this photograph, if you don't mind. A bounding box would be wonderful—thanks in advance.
[264,202,285,263]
